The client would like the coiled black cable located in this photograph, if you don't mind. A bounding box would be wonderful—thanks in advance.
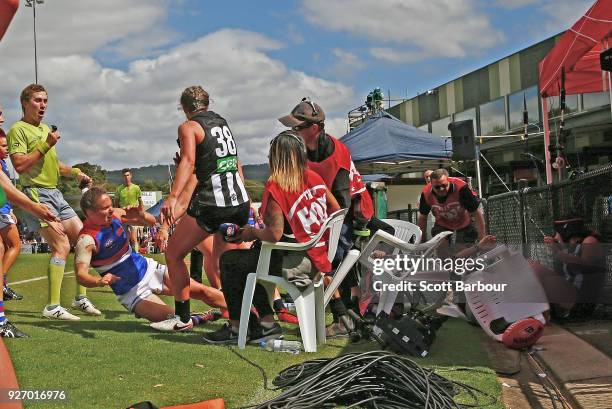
[233,350,496,409]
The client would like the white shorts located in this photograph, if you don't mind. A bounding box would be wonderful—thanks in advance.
[0,213,16,230]
[116,257,166,312]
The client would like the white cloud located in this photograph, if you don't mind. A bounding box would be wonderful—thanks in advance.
[0,2,354,169]
[540,0,593,32]
[369,47,424,63]
[495,0,539,10]
[300,0,504,62]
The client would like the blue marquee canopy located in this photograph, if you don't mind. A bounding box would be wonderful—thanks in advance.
[341,111,452,175]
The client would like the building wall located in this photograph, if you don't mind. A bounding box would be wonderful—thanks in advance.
[393,35,558,128]
[387,185,424,211]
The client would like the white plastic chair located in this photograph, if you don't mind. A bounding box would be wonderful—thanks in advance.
[356,229,454,316]
[323,220,422,307]
[237,208,348,352]
[380,219,422,245]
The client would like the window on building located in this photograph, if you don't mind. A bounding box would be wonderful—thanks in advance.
[479,97,506,135]
[583,91,610,110]
[509,86,539,129]
[431,116,451,136]
[546,94,579,117]
[453,108,476,134]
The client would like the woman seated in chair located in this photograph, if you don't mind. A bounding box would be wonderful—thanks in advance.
[202,130,340,344]
[531,216,606,320]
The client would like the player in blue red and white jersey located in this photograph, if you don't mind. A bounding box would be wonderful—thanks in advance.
[0,129,23,301]
[74,187,226,325]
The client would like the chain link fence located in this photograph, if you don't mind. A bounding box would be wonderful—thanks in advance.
[486,164,612,303]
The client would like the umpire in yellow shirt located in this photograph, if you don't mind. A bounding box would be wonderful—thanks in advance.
[115,168,144,251]
[7,84,101,321]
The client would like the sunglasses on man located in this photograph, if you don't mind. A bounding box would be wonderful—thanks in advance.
[433,184,449,190]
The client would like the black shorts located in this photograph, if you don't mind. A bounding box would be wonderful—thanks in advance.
[187,201,250,234]
[431,223,478,245]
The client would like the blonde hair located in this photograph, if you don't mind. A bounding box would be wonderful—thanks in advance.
[268,130,307,193]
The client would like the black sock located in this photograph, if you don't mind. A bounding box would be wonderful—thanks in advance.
[273,299,284,312]
[329,298,347,323]
[175,299,191,323]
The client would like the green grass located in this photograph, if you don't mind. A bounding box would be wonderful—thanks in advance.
[3,254,502,408]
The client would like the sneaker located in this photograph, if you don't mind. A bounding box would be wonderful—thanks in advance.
[42,305,80,321]
[0,321,28,338]
[191,310,222,326]
[3,286,24,301]
[150,315,193,332]
[202,322,240,344]
[249,322,284,344]
[276,307,299,325]
[72,297,102,316]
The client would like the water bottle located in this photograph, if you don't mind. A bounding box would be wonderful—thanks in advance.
[259,339,302,354]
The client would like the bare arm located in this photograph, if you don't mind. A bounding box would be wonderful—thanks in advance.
[239,198,284,243]
[114,207,156,227]
[472,208,486,240]
[10,128,61,174]
[74,235,120,288]
[0,171,61,228]
[553,236,603,268]
[160,122,199,224]
[417,213,427,240]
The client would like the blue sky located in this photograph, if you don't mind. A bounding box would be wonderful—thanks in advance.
[0,0,593,169]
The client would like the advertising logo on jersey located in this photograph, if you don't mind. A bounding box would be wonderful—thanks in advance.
[287,185,328,237]
[348,160,366,196]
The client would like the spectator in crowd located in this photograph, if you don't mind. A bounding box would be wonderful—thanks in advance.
[279,98,394,336]
[115,168,143,252]
[202,130,339,344]
[532,217,606,319]
[423,169,433,184]
[417,169,485,255]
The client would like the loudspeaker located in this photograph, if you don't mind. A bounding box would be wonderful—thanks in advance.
[448,119,475,160]
[601,48,612,72]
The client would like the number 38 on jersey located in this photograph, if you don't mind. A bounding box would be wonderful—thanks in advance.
[211,125,237,157]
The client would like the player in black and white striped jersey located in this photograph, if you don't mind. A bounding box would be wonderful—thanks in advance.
[153,86,250,332]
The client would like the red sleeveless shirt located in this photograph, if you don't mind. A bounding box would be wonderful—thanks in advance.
[307,136,374,220]
[422,177,472,230]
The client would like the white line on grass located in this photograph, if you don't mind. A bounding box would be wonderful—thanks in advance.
[10,271,75,285]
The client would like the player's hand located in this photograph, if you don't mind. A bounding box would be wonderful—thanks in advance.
[46,129,61,147]
[232,226,250,243]
[123,204,145,221]
[77,172,92,187]
[160,196,177,225]
[97,274,120,287]
[33,203,62,230]
[46,220,66,236]
[156,228,169,252]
